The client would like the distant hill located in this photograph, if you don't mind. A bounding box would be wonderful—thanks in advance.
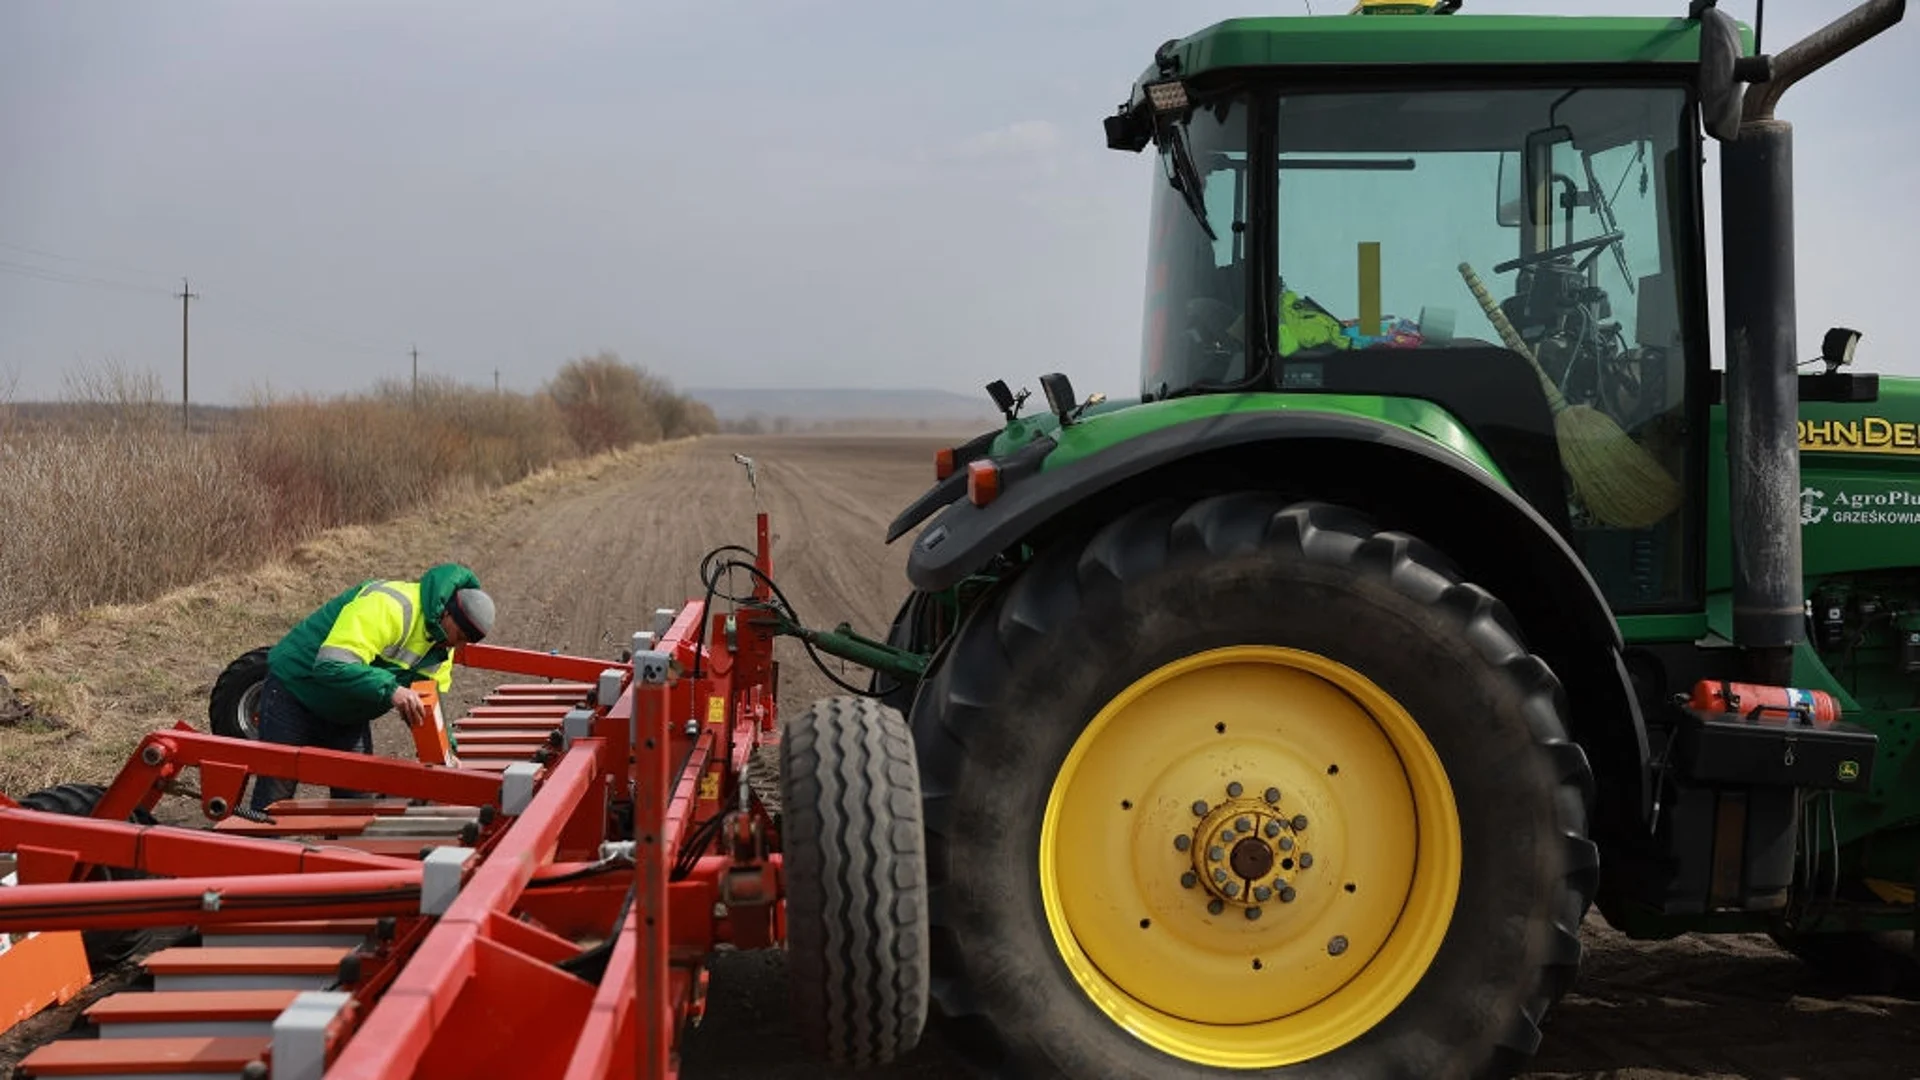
[685,387,1000,430]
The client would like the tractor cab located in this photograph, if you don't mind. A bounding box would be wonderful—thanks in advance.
[1108,10,1716,613]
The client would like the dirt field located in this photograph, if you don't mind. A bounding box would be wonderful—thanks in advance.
[6,433,1920,1078]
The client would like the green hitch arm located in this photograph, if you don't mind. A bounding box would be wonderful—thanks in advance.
[773,614,929,684]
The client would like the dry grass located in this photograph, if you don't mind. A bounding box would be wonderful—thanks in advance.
[0,430,279,627]
[0,359,715,637]
[0,438,693,796]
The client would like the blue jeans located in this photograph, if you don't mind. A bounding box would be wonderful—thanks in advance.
[247,673,375,812]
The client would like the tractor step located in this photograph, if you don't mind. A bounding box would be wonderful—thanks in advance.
[143,946,350,992]
[16,1034,270,1077]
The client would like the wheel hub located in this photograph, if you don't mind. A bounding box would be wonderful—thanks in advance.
[1183,788,1311,916]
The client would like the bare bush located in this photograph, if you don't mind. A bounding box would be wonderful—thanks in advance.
[60,356,174,434]
[547,351,715,451]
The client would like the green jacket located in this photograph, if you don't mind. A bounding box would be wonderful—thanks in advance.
[268,563,480,725]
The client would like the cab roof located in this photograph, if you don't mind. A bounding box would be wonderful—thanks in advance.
[1139,12,1754,86]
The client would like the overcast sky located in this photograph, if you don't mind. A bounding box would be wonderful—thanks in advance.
[1,0,1912,406]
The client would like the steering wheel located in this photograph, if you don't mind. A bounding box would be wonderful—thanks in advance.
[1493,229,1624,276]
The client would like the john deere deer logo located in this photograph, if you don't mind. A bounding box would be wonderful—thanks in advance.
[1801,488,1830,525]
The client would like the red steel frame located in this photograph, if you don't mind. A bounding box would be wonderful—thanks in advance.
[0,511,790,1079]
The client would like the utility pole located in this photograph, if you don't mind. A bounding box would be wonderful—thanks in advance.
[177,277,198,432]
[411,344,419,407]
[493,368,500,395]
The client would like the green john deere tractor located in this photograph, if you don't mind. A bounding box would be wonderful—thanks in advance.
[854,1,1914,1077]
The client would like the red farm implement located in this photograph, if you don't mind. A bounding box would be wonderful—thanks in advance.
[0,504,930,1079]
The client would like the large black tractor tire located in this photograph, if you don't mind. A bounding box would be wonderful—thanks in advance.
[17,783,166,970]
[911,494,1598,1080]
[208,646,271,740]
[780,695,932,1068]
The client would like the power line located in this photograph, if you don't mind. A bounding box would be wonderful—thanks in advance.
[0,240,404,352]
[0,240,178,284]
[1,240,433,395]
[0,258,174,297]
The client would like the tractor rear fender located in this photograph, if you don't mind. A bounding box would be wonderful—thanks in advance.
[904,410,1652,830]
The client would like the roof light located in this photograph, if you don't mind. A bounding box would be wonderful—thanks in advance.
[935,448,956,481]
[1145,80,1189,114]
[967,460,1001,507]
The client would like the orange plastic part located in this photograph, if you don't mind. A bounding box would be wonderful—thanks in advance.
[0,922,91,1036]
[409,680,460,767]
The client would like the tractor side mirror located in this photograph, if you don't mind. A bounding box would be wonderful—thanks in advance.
[1696,5,1773,142]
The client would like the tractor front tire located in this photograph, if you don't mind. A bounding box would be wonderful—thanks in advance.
[18,783,165,970]
[779,695,931,1068]
[208,646,271,740]
[911,494,1598,1079]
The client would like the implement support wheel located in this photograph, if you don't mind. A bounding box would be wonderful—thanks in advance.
[208,645,271,740]
[18,783,165,970]
[910,494,1598,1079]
[780,695,931,1068]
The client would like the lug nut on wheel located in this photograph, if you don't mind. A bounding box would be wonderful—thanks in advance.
[1292,814,1310,831]
[1192,800,1209,817]
[1328,935,1348,956]
[1227,781,1243,798]
[1264,787,1281,804]
[1208,899,1225,915]
[1173,834,1190,852]
[1180,871,1198,889]
[1253,885,1272,902]
[1300,852,1314,869]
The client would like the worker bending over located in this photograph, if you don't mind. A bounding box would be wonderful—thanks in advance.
[247,563,495,813]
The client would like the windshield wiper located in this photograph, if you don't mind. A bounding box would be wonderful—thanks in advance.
[1162,122,1218,242]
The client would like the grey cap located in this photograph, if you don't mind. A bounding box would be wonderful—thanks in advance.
[446,588,495,642]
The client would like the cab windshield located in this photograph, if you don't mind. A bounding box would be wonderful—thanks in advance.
[1138,84,1701,608]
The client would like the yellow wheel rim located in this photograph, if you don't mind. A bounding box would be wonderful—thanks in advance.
[1038,645,1462,1069]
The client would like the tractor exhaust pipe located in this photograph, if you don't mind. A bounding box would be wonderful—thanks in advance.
[1720,0,1903,684]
